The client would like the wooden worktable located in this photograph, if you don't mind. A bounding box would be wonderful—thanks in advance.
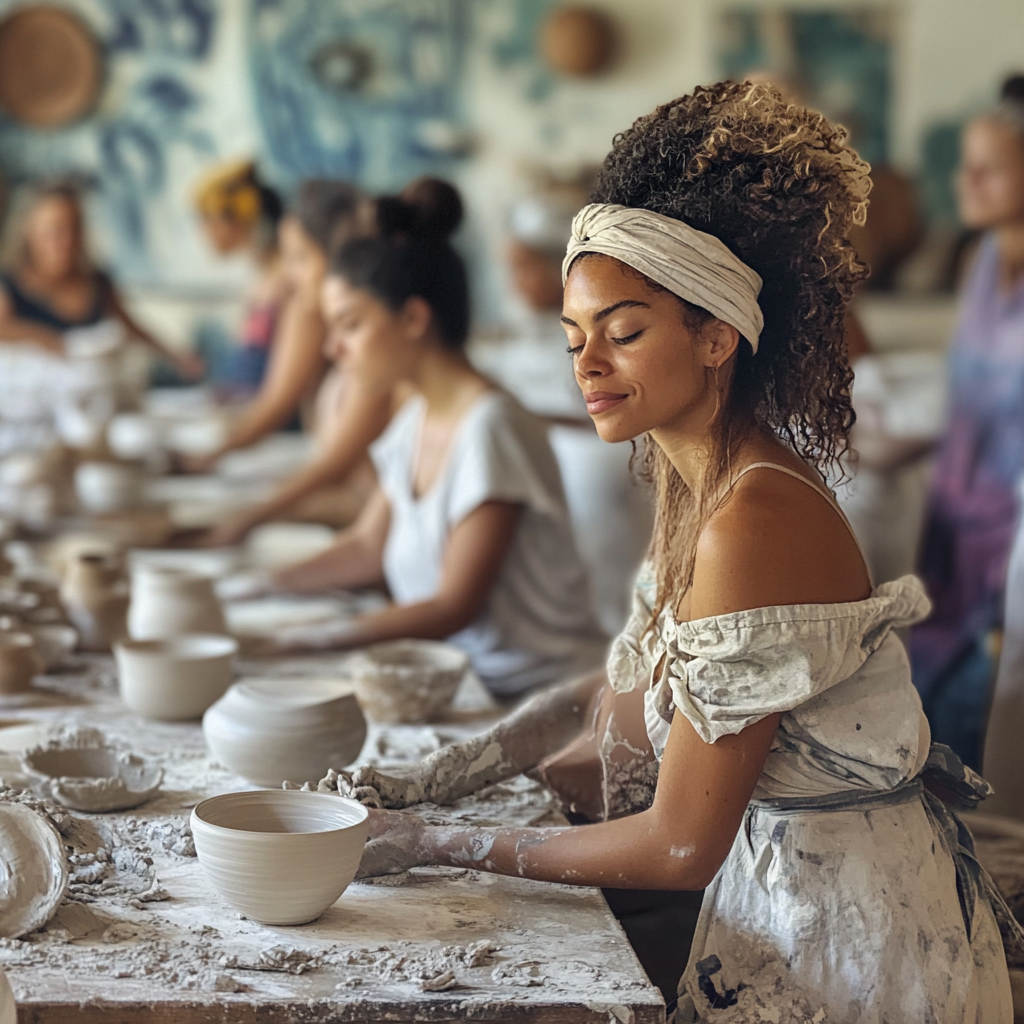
[0,650,665,1024]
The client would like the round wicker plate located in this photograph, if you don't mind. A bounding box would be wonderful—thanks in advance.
[0,6,102,128]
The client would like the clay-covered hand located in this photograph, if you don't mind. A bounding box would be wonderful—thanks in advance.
[356,808,427,878]
[292,764,428,809]
[283,767,385,808]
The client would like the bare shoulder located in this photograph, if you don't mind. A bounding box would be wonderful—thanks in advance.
[690,467,870,618]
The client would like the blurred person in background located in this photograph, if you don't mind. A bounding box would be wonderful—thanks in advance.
[0,181,201,377]
[188,178,359,472]
[192,158,287,398]
[247,179,607,700]
[196,179,408,544]
[910,76,1024,770]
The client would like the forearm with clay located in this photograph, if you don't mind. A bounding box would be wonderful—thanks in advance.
[310,669,605,808]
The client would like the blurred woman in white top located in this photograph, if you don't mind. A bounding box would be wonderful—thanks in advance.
[261,179,606,697]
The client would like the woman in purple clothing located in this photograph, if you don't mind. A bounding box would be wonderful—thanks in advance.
[911,80,1024,769]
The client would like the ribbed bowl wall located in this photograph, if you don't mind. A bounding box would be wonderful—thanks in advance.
[191,791,368,926]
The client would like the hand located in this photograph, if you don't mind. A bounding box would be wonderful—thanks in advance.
[215,570,276,602]
[357,808,426,878]
[200,511,262,549]
[259,618,358,654]
[289,764,427,809]
[178,450,222,475]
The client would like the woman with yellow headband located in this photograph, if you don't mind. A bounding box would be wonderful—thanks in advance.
[193,158,288,396]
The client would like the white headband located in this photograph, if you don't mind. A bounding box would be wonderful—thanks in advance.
[562,203,764,353]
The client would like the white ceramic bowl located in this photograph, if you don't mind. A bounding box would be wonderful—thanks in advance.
[191,790,368,925]
[347,639,469,724]
[115,634,237,721]
[74,462,143,514]
[203,678,367,788]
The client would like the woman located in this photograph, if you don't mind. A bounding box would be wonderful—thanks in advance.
[910,84,1024,771]
[338,84,1015,1021]
[192,159,288,398]
[256,181,607,699]
[197,180,407,543]
[0,182,200,376]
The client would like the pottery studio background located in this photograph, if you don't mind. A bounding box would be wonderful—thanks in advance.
[0,3,1022,739]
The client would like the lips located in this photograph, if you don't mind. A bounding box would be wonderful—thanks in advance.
[584,390,628,415]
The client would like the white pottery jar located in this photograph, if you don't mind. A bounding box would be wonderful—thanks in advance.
[128,566,226,641]
[203,678,367,788]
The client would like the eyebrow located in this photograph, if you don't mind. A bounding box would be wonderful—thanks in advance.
[559,299,651,327]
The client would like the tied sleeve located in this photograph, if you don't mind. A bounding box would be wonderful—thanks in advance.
[610,575,932,745]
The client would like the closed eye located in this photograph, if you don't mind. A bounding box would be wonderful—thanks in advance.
[566,343,584,356]
[611,329,644,345]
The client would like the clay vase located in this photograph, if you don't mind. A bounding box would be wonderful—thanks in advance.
[128,565,226,641]
[190,790,368,925]
[203,678,368,787]
[59,553,129,652]
[0,633,44,694]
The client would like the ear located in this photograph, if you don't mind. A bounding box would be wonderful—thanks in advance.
[399,295,433,342]
[699,319,741,369]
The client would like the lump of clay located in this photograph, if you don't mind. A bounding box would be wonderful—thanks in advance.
[0,801,67,938]
[21,727,163,812]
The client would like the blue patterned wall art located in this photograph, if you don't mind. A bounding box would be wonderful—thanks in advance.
[247,0,471,192]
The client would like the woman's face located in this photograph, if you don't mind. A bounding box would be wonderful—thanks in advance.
[279,217,326,296]
[561,255,717,445]
[957,118,1024,230]
[321,275,418,388]
[25,196,83,279]
[200,212,252,256]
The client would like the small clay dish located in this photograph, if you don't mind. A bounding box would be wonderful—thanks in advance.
[191,790,368,925]
[347,639,469,724]
[21,737,162,812]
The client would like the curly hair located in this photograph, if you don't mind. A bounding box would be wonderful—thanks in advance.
[587,81,871,612]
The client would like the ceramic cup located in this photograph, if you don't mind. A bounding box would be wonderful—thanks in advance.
[74,461,144,514]
[0,633,44,695]
[347,639,469,724]
[191,790,368,925]
[203,678,367,788]
[115,634,237,721]
[128,565,226,641]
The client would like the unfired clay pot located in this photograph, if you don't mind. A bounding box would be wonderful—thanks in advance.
[203,678,367,788]
[115,634,237,721]
[190,790,368,925]
[59,553,129,652]
[347,639,469,724]
[0,633,43,694]
[128,565,226,641]
[21,727,163,812]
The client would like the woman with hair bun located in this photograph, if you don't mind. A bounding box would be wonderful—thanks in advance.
[259,177,607,698]
[340,87,1016,1021]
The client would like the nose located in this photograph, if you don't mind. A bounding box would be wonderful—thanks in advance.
[574,336,611,379]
